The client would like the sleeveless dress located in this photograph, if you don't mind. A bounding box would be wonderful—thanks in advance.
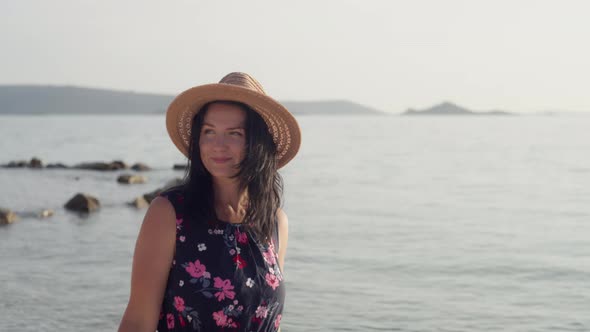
[156,188,286,332]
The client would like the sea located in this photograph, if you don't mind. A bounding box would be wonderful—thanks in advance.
[1,114,589,331]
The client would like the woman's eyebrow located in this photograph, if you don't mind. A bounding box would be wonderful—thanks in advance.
[202,122,244,130]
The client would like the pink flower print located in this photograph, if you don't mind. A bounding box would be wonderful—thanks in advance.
[213,310,228,327]
[236,229,248,244]
[213,277,236,301]
[173,296,185,312]
[255,305,269,318]
[185,260,206,278]
[233,254,247,269]
[179,235,186,242]
[265,273,280,290]
[263,249,277,265]
[274,314,282,328]
[179,314,186,327]
[238,305,243,311]
[166,313,174,329]
[176,217,183,226]
[229,248,236,255]
[203,271,211,279]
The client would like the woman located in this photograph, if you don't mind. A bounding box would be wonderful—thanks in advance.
[118,72,301,331]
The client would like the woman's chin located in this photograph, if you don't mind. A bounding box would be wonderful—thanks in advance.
[207,168,239,179]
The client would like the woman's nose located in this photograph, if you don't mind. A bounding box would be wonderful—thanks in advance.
[212,134,228,148]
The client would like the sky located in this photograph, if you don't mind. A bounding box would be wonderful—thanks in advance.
[1,0,589,113]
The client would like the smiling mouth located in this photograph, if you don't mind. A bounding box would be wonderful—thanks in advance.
[212,158,232,163]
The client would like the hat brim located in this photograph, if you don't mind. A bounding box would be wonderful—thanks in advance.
[166,83,301,169]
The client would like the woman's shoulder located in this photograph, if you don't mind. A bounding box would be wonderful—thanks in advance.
[157,185,186,210]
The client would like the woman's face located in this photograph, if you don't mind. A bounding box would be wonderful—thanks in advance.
[199,102,247,179]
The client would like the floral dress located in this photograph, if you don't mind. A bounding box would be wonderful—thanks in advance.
[155,188,285,332]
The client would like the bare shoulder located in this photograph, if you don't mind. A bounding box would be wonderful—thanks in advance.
[137,196,177,249]
[146,196,176,221]
[277,207,288,227]
[276,208,289,271]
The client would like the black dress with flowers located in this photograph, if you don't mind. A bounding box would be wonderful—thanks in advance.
[156,188,285,332]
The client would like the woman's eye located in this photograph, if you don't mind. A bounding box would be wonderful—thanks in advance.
[202,129,214,134]
[230,132,243,136]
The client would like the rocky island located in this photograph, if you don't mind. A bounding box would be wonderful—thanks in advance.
[402,102,513,116]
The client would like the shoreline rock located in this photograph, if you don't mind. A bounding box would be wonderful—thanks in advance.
[0,208,19,225]
[117,174,147,184]
[131,163,151,171]
[74,160,127,171]
[130,177,184,208]
[64,193,100,213]
[173,164,187,171]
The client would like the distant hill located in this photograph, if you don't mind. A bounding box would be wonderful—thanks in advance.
[0,85,383,115]
[282,100,382,115]
[0,85,173,115]
[402,101,513,116]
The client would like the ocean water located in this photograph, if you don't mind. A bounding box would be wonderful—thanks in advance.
[1,114,589,331]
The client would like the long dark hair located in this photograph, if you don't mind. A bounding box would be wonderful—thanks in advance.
[179,101,283,243]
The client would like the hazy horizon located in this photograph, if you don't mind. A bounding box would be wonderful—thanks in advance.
[2,0,589,113]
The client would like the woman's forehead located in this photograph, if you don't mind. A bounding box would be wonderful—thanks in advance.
[203,103,246,127]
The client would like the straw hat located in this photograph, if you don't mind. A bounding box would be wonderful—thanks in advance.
[166,72,301,169]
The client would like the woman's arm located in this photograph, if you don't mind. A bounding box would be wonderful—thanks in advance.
[277,208,289,272]
[118,196,177,332]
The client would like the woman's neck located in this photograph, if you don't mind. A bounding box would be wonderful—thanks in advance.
[212,177,248,218]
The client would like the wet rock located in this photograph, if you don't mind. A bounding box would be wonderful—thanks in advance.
[74,161,128,171]
[0,208,19,225]
[39,209,54,218]
[117,174,147,184]
[2,160,28,168]
[142,188,161,203]
[112,160,127,169]
[29,157,43,168]
[173,164,187,170]
[131,163,151,171]
[135,178,184,206]
[64,193,100,213]
[46,163,68,169]
[2,158,44,168]
[128,196,149,209]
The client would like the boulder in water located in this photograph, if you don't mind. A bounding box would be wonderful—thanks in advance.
[47,163,68,169]
[173,164,187,170]
[0,208,19,225]
[39,209,54,218]
[2,160,28,168]
[64,193,100,213]
[117,174,147,184]
[29,157,43,168]
[128,196,149,209]
[74,161,127,171]
[134,178,184,207]
[131,163,151,171]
